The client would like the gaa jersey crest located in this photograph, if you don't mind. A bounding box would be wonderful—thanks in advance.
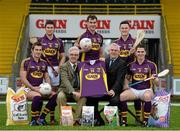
[79,60,108,97]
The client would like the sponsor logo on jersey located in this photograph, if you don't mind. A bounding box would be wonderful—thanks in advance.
[133,73,147,81]
[44,48,57,56]
[31,71,43,78]
[119,50,130,57]
[85,73,100,80]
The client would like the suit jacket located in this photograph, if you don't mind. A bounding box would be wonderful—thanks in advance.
[105,56,127,95]
[59,61,79,94]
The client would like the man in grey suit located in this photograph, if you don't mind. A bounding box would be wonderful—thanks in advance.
[57,46,86,125]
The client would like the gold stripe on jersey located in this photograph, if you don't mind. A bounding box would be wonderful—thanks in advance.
[20,58,31,71]
[79,67,83,95]
[81,52,85,62]
[102,66,109,93]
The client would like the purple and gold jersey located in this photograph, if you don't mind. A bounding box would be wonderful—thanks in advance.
[78,30,103,61]
[21,57,48,86]
[79,60,108,97]
[38,34,64,66]
[127,59,157,90]
[114,34,135,63]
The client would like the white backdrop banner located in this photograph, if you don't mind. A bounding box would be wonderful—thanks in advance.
[29,15,161,38]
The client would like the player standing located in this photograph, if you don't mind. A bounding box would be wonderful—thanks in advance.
[74,15,105,125]
[75,15,104,61]
[114,20,136,64]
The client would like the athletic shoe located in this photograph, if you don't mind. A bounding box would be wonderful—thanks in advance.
[29,120,38,126]
[37,118,47,125]
[120,120,128,127]
[142,121,148,127]
[73,120,81,126]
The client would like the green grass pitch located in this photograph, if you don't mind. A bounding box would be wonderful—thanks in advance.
[1,103,180,130]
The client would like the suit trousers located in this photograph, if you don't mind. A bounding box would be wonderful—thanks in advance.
[57,91,87,121]
[86,94,121,117]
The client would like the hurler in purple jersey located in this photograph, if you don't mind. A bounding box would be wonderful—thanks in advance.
[120,44,159,127]
[20,42,57,126]
[114,20,136,64]
[75,15,104,62]
[75,15,105,126]
[38,20,65,90]
[38,20,65,124]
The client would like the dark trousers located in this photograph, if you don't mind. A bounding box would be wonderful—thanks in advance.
[86,94,120,119]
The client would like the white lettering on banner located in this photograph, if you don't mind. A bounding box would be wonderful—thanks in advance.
[29,15,161,38]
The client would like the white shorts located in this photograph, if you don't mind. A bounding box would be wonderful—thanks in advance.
[130,88,153,100]
[47,66,60,87]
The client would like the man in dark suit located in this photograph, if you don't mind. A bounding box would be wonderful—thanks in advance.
[105,43,127,106]
[88,43,127,126]
[57,46,86,125]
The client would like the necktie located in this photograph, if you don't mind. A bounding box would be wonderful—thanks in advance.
[73,64,78,89]
[109,59,114,67]
[73,64,77,71]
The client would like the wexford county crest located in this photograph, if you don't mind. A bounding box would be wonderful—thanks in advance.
[137,68,142,72]
[36,66,40,71]
[92,38,96,43]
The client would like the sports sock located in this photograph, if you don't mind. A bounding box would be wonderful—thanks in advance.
[143,101,151,122]
[40,94,57,119]
[134,100,142,120]
[31,96,42,121]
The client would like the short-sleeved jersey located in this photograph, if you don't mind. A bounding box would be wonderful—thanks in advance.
[38,34,64,66]
[21,57,48,86]
[78,30,103,61]
[127,59,157,90]
[114,34,135,63]
[79,60,108,97]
